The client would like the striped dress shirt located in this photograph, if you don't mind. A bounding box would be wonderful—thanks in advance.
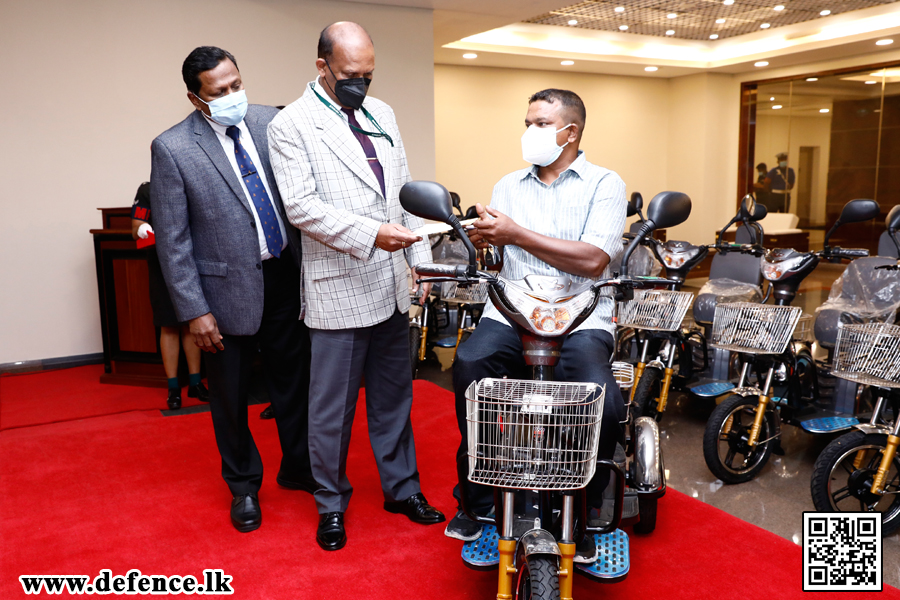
[480,151,627,336]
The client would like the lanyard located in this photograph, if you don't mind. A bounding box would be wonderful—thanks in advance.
[311,84,394,147]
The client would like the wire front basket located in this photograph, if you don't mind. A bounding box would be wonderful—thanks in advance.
[465,378,604,490]
[617,290,694,332]
[710,302,802,355]
[831,322,900,389]
[441,281,490,304]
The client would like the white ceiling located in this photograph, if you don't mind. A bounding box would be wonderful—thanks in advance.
[345,0,900,77]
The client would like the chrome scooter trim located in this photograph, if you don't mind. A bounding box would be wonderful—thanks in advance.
[633,417,663,492]
[855,423,894,436]
[518,529,562,558]
[731,386,762,398]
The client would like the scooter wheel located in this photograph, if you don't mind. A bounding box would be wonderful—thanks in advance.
[632,366,663,422]
[702,394,776,484]
[408,325,421,380]
[633,496,657,534]
[515,553,559,600]
[811,430,900,535]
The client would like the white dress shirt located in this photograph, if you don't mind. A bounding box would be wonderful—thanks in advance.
[204,114,288,261]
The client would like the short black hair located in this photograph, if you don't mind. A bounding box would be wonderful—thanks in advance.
[317,22,374,61]
[528,89,587,131]
[182,46,238,95]
[756,162,768,171]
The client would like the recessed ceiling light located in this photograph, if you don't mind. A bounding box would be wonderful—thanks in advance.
[645,66,658,72]
[666,29,675,35]
[568,19,578,25]
[865,81,878,84]
[724,0,734,4]
[667,13,678,19]
[710,34,719,39]
[615,6,625,13]
[755,61,769,67]
[619,25,629,30]
[806,77,818,81]
[462,53,477,59]
[774,5,785,11]
[716,18,726,24]
[770,97,775,101]
[561,60,575,66]
[820,9,831,16]
[772,105,783,109]
[760,23,771,29]
[876,39,894,46]
[820,108,830,113]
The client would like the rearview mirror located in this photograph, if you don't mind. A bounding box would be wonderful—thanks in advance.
[450,191,462,214]
[888,205,900,233]
[627,192,643,219]
[751,203,767,222]
[840,198,880,225]
[399,181,455,223]
[646,191,692,230]
[738,194,757,221]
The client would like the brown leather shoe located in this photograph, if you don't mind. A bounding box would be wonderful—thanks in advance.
[384,492,446,525]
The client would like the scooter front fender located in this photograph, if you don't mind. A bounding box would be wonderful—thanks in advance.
[633,417,663,492]
[518,529,561,559]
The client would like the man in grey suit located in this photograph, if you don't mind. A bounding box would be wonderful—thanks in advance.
[151,46,316,533]
[268,22,444,551]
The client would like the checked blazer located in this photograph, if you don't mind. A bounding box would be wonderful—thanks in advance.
[268,81,430,330]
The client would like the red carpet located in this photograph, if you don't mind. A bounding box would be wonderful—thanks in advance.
[0,365,207,430]
[0,376,895,599]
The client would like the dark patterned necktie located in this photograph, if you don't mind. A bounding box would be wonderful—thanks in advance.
[225,126,283,258]
[341,108,386,197]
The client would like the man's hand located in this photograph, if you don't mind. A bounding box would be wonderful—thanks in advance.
[190,313,224,353]
[469,203,519,247]
[376,223,422,252]
[410,268,432,304]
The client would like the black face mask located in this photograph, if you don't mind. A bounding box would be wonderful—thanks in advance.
[326,60,371,110]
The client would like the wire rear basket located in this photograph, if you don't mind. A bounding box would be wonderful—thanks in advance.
[710,302,803,355]
[465,378,604,490]
[831,322,900,389]
[441,281,490,304]
[617,290,694,332]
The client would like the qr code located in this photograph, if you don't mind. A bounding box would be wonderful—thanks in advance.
[803,512,882,591]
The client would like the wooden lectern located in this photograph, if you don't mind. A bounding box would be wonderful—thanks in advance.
[90,207,167,386]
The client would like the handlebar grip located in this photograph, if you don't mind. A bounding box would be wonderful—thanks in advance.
[829,248,869,259]
[413,263,467,278]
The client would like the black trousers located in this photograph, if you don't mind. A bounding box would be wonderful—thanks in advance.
[204,248,312,496]
[452,319,625,512]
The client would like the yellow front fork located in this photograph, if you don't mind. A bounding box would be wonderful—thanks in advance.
[558,542,575,600]
[630,362,646,403]
[747,395,770,447]
[418,324,428,361]
[656,367,674,414]
[496,539,517,600]
[871,435,900,495]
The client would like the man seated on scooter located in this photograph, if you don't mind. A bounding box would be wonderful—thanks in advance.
[447,88,627,561]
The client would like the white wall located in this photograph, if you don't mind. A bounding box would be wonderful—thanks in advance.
[0,0,434,364]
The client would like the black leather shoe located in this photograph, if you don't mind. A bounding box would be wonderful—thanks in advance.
[230,493,261,533]
[187,382,209,402]
[316,512,346,551]
[259,404,275,420]
[384,492,446,525]
[276,471,321,494]
[166,389,181,411]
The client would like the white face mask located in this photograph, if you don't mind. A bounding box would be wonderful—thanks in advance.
[521,123,574,167]
[194,89,248,126]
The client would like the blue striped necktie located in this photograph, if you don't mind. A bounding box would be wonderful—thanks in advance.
[225,126,283,258]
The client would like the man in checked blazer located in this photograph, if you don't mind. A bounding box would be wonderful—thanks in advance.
[151,46,316,533]
[268,22,445,551]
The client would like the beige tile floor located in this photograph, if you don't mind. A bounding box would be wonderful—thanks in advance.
[418,260,900,588]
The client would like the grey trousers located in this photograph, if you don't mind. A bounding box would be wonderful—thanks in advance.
[308,309,421,514]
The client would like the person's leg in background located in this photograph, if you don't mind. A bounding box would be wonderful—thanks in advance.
[182,323,208,403]
[159,326,182,410]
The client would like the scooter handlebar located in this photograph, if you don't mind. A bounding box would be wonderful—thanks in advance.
[413,263,469,278]
[825,248,869,260]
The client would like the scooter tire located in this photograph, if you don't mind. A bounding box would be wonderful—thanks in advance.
[515,554,560,600]
[811,430,900,535]
[632,365,664,422]
[703,394,776,484]
[633,496,657,534]
[408,325,421,380]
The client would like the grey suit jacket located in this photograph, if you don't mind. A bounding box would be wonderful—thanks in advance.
[268,81,430,330]
[150,105,301,336]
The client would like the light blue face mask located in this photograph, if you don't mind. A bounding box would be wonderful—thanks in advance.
[194,89,248,126]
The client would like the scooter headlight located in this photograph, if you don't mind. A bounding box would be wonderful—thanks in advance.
[659,246,700,269]
[502,281,595,336]
[761,254,807,281]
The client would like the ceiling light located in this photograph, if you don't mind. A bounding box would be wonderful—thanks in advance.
[619,25,628,30]
[645,66,658,72]
[462,53,477,59]
[561,60,575,66]
[772,105,783,109]
[820,9,831,16]
[770,97,775,101]
[716,18,726,24]
[615,6,625,13]
[666,29,675,35]
[876,39,894,46]
[724,0,734,4]
[820,109,830,113]
[710,34,719,39]
[865,81,878,84]
[568,19,578,25]
[755,61,769,67]
[806,77,818,81]
[774,5,785,11]
[760,23,771,29]
[667,13,678,19]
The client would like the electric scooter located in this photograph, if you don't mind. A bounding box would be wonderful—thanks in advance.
[399,181,689,599]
